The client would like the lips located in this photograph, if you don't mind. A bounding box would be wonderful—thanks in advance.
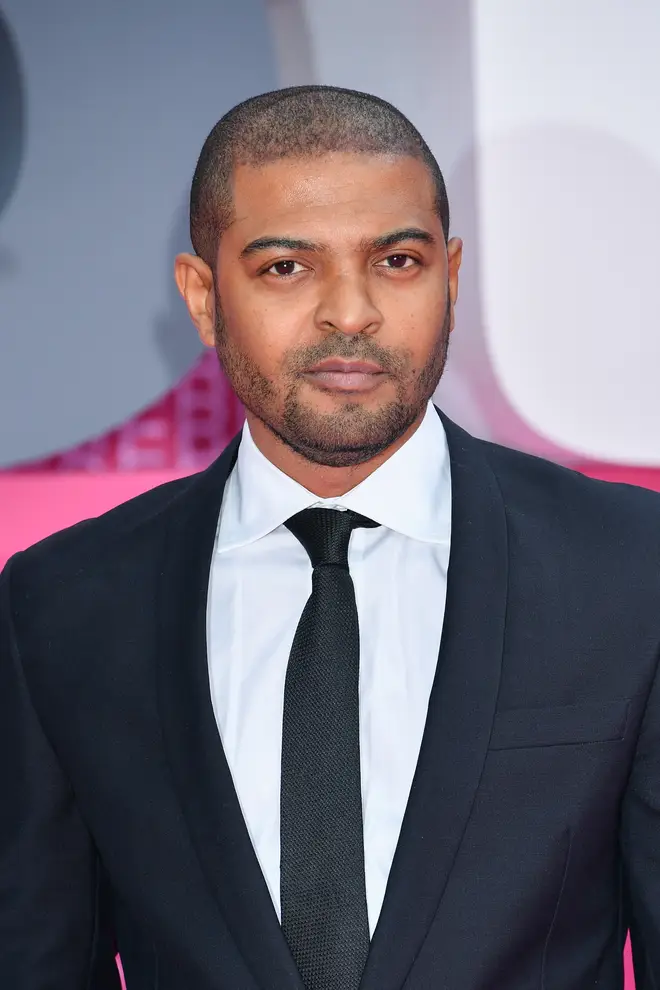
[303,359,386,394]
[306,360,384,375]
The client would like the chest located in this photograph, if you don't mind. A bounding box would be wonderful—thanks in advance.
[207,529,447,718]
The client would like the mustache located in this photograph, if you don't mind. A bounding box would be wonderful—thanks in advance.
[285,334,407,376]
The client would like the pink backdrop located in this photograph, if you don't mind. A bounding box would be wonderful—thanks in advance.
[1,355,657,986]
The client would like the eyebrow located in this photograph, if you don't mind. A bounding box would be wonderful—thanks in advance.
[239,226,437,259]
[240,236,318,258]
[368,227,437,251]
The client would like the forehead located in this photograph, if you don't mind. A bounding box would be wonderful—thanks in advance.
[228,153,439,242]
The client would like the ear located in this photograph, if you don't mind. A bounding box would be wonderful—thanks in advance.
[446,236,463,333]
[174,253,216,347]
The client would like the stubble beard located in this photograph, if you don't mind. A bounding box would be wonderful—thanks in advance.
[213,294,451,468]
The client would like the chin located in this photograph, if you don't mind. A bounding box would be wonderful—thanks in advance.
[280,389,420,461]
[305,386,392,415]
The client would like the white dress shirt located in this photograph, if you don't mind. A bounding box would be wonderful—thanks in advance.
[207,401,452,935]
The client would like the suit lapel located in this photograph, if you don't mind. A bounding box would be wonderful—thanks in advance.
[155,437,304,990]
[360,411,508,990]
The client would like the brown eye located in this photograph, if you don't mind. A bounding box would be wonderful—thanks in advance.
[379,254,416,269]
[267,260,304,277]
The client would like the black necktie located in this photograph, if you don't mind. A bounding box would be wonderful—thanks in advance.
[281,507,379,990]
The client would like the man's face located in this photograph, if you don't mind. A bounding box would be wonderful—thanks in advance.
[210,153,461,466]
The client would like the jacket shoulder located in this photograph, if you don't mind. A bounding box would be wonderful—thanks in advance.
[14,472,199,567]
[1,472,205,657]
[480,436,660,534]
[3,470,221,628]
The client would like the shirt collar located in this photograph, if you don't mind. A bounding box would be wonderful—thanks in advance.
[216,401,451,552]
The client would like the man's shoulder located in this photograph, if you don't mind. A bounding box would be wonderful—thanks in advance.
[5,470,202,595]
[0,469,218,652]
[439,409,660,527]
[472,435,660,647]
[479,434,660,536]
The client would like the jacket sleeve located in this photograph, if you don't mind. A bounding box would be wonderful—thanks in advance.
[620,648,660,986]
[0,556,121,989]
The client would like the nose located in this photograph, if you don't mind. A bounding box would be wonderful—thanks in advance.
[313,272,383,336]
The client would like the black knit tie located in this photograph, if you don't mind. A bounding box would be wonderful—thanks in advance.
[281,507,379,990]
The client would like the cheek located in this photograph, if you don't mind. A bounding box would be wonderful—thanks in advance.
[223,288,312,367]
[382,289,448,363]
[219,299,294,378]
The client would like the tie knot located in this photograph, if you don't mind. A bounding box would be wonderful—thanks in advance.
[285,507,379,569]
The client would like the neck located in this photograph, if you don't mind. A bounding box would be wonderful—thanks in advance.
[245,410,426,497]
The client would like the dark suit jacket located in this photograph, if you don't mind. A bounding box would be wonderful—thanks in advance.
[2,409,660,990]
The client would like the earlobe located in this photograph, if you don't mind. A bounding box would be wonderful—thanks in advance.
[174,252,216,347]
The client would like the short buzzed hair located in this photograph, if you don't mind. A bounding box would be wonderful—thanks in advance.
[189,85,450,267]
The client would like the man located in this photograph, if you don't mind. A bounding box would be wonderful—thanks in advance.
[1,85,659,990]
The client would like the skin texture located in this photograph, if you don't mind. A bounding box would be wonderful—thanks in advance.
[175,152,462,497]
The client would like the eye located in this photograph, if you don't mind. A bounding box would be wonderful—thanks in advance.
[265,259,306,277]
[377,254,418,270]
